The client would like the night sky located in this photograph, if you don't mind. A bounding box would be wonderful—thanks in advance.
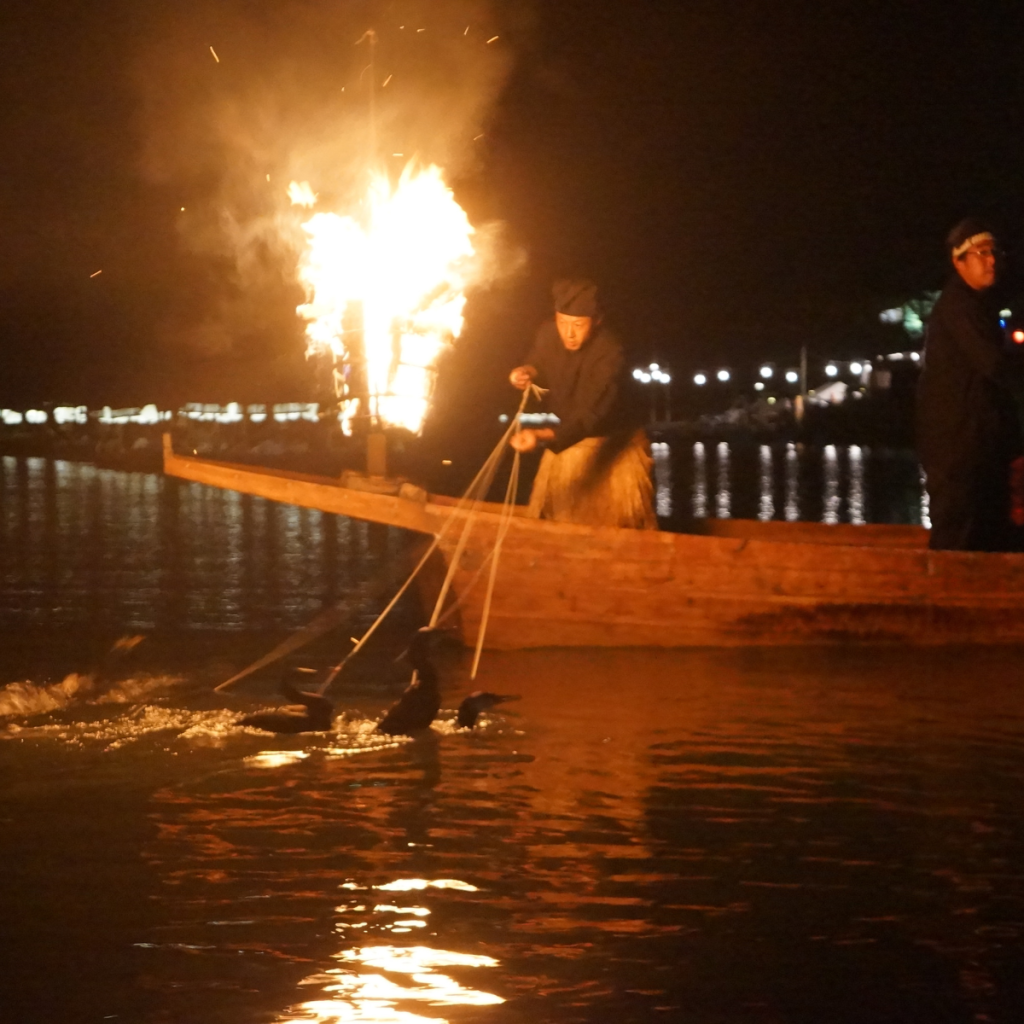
[4,0,1024,418]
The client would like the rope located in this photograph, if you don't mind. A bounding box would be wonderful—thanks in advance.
[315,385,537,694]
[215,385,538,695]
[470,425,522,678]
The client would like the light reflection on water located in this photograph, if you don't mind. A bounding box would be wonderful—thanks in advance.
[673,442,924,526]
[822,444,840,525]
[0,456,405,633]
[0,459,1021,1022]
[757,444,774,522]
[715,441,730,519]
[691,441,707,518]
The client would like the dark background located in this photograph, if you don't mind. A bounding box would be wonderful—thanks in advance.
[3,0,1024,424]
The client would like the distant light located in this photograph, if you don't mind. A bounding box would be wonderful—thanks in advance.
[693,373,707,386]
[785,370,799,384]
[1001,308,1013,318]
[879,307,903,324]
[660,373,671,384]
[767,396,777,405]
[850,362,863,375]
[887,352,905,361]
[754,382,764,391]
[632,368,643,381]
[25,410,48,424]
[759,365,773,379]
[716,369,730,382]
[910,350,922,360]
[1000,320,1007,329]
[649,363,660,371]
[1014,331,1024,345]
[825,364,838,377]
[639,372,652,384]
[498,414,509,423]
[54,405,88,425]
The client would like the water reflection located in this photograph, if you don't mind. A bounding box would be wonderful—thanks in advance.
[785,442,800,521]
[822,445,840,525]
[758,445,774,522]
[0,458,403,632]
[848,445,866,525]
[282,944,503,1023]
[715,442,731,519]
[679,442,920,526]
[651,441,672,517]
[692,442,707,518]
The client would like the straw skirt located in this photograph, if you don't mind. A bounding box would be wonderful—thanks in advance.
[526,431,658,530]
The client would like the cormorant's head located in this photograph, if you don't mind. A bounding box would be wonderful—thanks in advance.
[456,691,521,728]
[403,627,442,673]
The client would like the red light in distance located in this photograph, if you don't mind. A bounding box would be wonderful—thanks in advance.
[1014,330,1024,344]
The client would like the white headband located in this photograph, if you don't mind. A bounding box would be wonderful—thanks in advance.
[952,232,994,259]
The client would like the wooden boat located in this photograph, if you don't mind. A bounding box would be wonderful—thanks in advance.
[162,436,1024,648]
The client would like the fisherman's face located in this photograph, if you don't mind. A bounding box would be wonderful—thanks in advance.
[954,243,998,291]
[556,312,595,351]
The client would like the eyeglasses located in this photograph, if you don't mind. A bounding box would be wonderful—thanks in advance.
[964,247,999,260]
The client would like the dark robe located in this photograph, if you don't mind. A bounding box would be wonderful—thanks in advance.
[916,274,1024,550]
[524,321,637,452]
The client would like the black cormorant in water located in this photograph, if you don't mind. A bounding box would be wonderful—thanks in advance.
[239,668,333,734]
[376,628,441,736]
[457,691,520,728]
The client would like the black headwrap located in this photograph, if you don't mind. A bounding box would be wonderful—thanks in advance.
[552,278,600,318]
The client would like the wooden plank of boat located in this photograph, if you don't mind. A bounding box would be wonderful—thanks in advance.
[161,436,1024,648]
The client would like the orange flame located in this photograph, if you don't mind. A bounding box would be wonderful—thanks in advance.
[293,165,477,434]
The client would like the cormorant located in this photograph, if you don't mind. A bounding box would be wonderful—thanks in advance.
[457,691,520,728]
[376,628,441,736]
[239,668,333,734]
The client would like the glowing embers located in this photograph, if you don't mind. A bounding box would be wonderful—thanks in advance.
[280,945,504,1022]
[293,164,477,435]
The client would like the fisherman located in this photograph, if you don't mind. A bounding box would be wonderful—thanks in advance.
[916,219,1024,551]
[508,279,657,529]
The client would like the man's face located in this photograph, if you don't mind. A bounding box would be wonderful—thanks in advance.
[954,243,998,291]
[555,312,595,351]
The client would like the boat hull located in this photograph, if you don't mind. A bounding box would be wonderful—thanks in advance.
[162,439,1024,648]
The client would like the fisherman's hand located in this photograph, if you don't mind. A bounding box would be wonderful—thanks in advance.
[509,429,539,452]
[509,365,535,390]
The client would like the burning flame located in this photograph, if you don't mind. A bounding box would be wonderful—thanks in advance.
[292,165,477,434]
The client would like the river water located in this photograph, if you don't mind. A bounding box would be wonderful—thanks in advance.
[2,454,1024,1024]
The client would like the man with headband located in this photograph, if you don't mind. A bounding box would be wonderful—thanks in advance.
[507,278,656,529]
[916,219,1024,550]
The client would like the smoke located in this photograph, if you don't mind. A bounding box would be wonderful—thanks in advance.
[134,0,522,360]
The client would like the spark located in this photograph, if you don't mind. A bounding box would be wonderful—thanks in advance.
[89,270,102,278]
[288,181,318,207]
[266,174,270,182]
[209,46,220,63]
[392,153,404,157]
[417,28,425,33]
[382,74,392,87]
[486,35,499,43]
[473,134,484,141]
[464,25,469,35]
[180,206,185,211]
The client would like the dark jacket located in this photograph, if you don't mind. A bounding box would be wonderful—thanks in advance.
[916,273,1023,475]
[524,321,636,453]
